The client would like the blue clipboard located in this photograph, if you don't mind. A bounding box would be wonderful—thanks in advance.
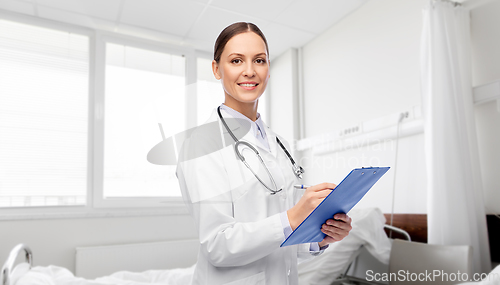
[280,166,390,247]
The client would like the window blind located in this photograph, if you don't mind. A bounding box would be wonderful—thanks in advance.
[0,20,89,207]
[103,43,185,198]
[196,57,223,126]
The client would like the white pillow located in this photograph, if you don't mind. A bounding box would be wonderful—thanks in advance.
[298,207,391,285]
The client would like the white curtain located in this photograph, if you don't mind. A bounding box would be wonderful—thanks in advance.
[421,0,491,274]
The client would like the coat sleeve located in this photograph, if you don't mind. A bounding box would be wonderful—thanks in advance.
[297,243,325,264]
[176,136,284,268]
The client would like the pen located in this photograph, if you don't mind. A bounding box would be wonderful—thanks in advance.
[293,184,311,189]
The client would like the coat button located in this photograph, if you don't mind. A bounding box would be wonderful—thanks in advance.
[287,269,291,275]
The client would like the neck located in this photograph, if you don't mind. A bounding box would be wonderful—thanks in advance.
[224,95,259,122]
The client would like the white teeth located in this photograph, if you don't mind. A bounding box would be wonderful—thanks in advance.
[239,83,257,87]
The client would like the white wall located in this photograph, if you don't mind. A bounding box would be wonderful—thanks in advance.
[280,0,500,214]
[267,49,297,149]
[301,0,426,136]
[470,0,500,214]
[0,214,197,274]
[298,0,428,214]
[471,0,500,86]
[299,134,427,214]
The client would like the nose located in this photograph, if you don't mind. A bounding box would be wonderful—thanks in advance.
[242,62,256,77]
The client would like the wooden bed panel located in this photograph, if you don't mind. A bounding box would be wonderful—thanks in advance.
[383,214,428,243]
[381,214,499,262]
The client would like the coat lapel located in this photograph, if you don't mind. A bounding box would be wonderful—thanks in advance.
[260,120,278,158]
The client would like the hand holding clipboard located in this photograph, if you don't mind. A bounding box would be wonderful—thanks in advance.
[281,167,390,247]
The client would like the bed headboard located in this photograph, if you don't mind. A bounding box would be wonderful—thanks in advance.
[383,213,500,263]
[383,214,427,243]
[75,239,199,279]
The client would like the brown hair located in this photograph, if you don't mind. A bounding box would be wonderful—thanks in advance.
[213,22,269,63]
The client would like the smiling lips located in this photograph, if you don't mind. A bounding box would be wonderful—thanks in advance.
[237,81,259,90]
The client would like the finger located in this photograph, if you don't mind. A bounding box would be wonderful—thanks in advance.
[314,189,333,199]
[321,228,345,242]
[321,225,350,240]
[321,236,338,244]
[325,219,353,231]
[308,182,337,192]
[321,225,350,235]
[332,213,351,223]
[325,220,352,231]
[322,223,351,234]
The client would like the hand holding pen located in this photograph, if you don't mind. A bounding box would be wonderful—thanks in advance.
[287,182,335,230]
[290,183,352,248]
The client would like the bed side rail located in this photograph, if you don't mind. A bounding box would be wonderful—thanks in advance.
[384,224,411,241]
[1,244,32,285]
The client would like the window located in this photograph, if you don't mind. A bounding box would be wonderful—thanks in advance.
[0,19,89,208]
[1,15,270,214]
[102,42,185,199]
[196,57,223,125]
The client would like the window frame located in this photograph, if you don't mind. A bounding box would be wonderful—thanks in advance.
[0,11,202,219]
[93,32,194,209]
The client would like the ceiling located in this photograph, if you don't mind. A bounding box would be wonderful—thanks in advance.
[0,0,368,59]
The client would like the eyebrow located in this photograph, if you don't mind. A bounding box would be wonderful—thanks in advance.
[228,52,267,58]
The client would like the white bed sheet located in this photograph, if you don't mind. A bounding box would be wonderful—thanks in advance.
[12,264,195,285]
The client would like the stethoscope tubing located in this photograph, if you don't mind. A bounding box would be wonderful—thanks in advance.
[217,106,303,194]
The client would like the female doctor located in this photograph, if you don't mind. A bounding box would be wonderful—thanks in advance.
[176,22,352,285]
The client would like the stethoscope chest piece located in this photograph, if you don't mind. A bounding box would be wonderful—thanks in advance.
[294,165,305,180]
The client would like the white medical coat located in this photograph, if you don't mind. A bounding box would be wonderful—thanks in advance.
[176,107,320,285]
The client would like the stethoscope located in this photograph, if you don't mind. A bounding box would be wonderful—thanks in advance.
[217,106,304,195]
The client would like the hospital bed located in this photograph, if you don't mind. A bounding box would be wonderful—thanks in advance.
[0,207,387,285]
[1,208,490,285]
[2,243,196,285]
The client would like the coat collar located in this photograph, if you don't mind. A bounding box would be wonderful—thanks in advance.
[208,107,279,158]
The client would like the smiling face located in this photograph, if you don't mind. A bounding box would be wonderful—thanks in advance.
[212,31,270,113]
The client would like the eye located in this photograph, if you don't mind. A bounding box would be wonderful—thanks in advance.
[255,58,266,64]
[231,58,242,64]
